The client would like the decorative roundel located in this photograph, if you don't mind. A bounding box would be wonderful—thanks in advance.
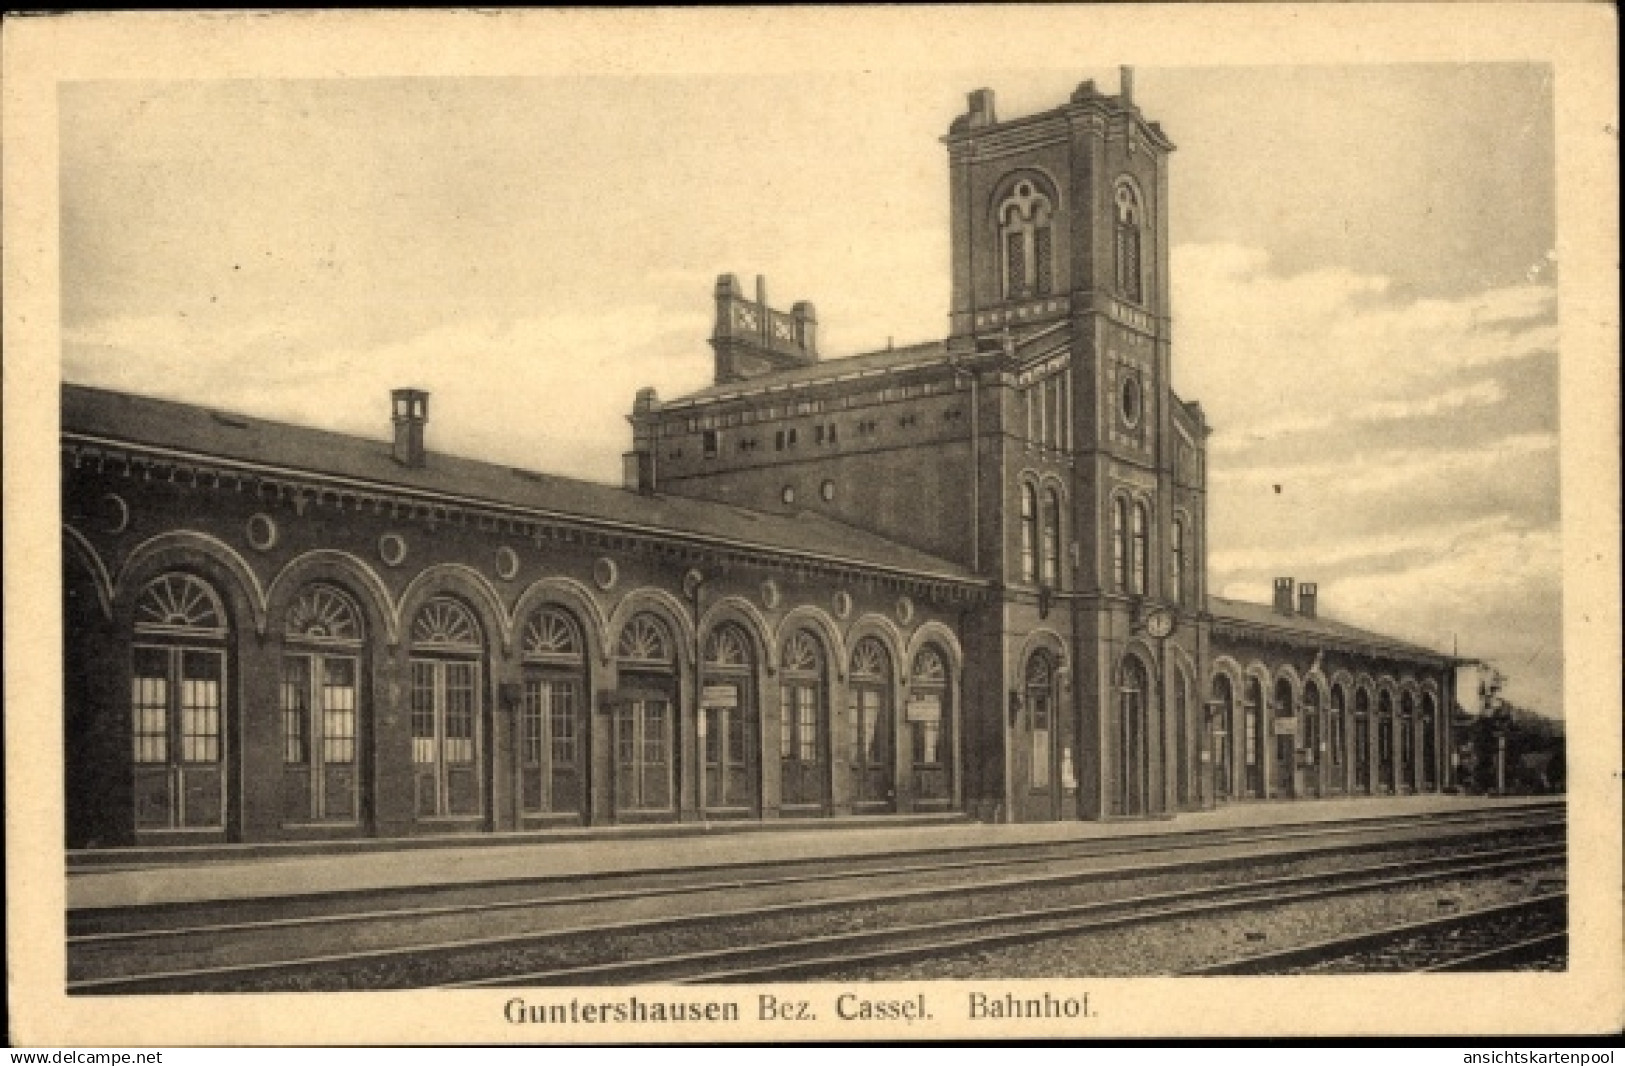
[820,479,836,503]
[895,595,915,625]
[593,557,619,591]
[760,580,782,610]
[245,512,278,551]
[831,590,853,620]
[781,485,796,506]
[103,492,130,535]
[494,546,520,582]
[378,532,408,568]
[1120,374,1143,428]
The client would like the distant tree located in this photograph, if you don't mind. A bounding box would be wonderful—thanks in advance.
[1454,700,1564,795]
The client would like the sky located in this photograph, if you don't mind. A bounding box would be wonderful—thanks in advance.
[58,64,1563,716]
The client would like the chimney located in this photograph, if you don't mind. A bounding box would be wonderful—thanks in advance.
[792,300,818,354]
[391,388,429,468]
[1120,66,1135,105]
[1298,582,1319,619]
[623,387,660,494]
[1273,577,1295,616]
[966,88,997,128]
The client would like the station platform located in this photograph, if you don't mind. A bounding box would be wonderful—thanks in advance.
[66,793,1562,911]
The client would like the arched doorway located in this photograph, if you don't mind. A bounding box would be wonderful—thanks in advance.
[1024,649,1061,820]
[519,605,589,823]
[1328,685,1348,794]
[1398,692,1416,791]
[1118,655,1152,816]
[1244,677,1265,798]
[1421,693,1439,791]
[1354,688,1373,793]
[1175,668,1191,808]
[612,612,677,818]
[408,596,486,821]
[907,647,953,806]
[280,583,366,827]
[778,629,829,813]
[848,637,895,811]
[1271,676,1295,799]
[130,572,230,833]
[1301,680,1323,798]
[1376,690,1396,793]
[1211,674,1235,802]
[701,623,758,815]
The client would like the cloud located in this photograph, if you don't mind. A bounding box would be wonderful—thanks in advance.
[1211,379,1508,453]
[1209,431,1556,497]
[1215,520,1563,713]
[1210,512,1523,575]
[65,304,713,484]
[1172,243,1557,451]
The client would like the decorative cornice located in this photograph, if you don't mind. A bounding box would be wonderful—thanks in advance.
[62,435,993,606]
[656,353,955,413]
[1209,613,1452,669]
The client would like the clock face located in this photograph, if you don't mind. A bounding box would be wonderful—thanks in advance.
[1146,609,1175,639]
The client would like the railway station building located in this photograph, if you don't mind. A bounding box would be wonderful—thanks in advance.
[61,73,1461,849]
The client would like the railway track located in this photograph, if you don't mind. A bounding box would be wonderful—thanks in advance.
[1185,893,1567,975]
[70,803,1559,936]
[69,808,1564,993]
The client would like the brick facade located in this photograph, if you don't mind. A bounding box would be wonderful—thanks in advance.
[61,73,1457,849]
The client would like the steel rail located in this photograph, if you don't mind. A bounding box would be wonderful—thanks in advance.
[1422,928,1567,972]
[446,849,1565,987]
[1184,893,1566,976]
[68,837,1565,993]
[69,807,1562,944]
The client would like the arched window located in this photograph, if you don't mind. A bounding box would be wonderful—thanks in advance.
[616,612,672,664]
[1025,650,1057,791]
[410,596,484,819]
[1020,483,1038,584]
[614,611,676,813]
[1211,673,1235,801]
[702,624,756,811]
[521,606,586,818]
[779,629,828,810]
[131,572,229,831]
[1112,496,1129,591]
[998,178,1055,299]
[1114,179,1144,305]
[848,638,894,808]
[282,584,364,824]
[1131,501,1149,595]
[1041,488,1062,587]
[909,647,951,801]
[1170,517,1186,605]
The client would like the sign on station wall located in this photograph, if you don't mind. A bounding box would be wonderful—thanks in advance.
[905,694,942,722]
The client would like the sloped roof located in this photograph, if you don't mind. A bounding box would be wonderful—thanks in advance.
[61,384,984,586]
[1208,595,1452,662]
[668,340,951,406]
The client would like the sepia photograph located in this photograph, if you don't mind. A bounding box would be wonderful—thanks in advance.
[5,6,1619,1045]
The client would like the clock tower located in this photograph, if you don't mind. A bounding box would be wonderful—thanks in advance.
[944,70,1210,822]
